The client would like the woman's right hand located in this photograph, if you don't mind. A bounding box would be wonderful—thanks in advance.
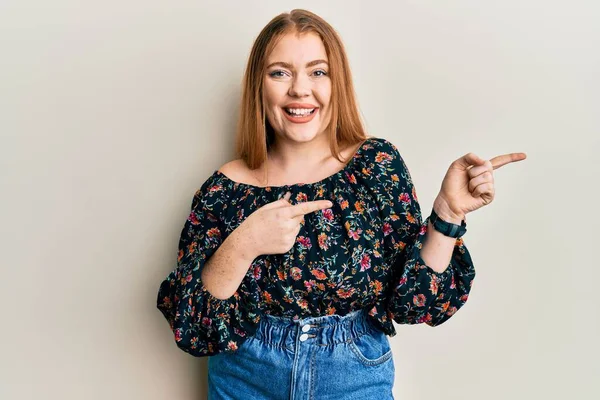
[239,192,333,257]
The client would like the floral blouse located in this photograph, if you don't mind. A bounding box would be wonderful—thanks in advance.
[156,137,476,357]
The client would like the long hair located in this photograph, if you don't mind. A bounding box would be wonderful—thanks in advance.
[234,9,369,176]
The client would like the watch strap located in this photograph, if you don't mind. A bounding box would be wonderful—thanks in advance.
[430,207,467,238]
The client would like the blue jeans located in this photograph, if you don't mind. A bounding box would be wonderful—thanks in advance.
[207,308,395,399]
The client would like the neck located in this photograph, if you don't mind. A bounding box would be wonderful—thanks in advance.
[268,135,332,171]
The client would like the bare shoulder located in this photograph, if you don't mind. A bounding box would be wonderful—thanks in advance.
[217,159,256,184]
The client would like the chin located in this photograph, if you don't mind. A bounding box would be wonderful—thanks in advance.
[281,131,323,143]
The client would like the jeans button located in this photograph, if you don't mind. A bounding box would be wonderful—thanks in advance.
[299,333,309,341]
[302,324,311,332]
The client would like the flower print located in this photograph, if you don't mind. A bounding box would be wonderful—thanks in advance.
[304,280,316,292]
[310,268,327,280]
[296,236,312,249]
[354,200,364,213]
[337,287,355,299]
[429,276,439,294]
[262,291,273,304]
[295,192,308,202]
[188,211,202,225]
[399,192,410,204]
[348,229,361,240]
[276,270,286,281]
[345,171,357,184]
[439,301,450,314]
[345,221,362,240]
[317,232,329,250]
[371,280,383,295]
[233,327,247,337]
[360,253,371,272]
[206,227,221,240]
[290,267,303,280]
[396,241,407,253]
[160,296,172,307]
[372,248,383,259]
[298,298,309,311]
[340,199,349,210]
[413,293,426,307]
[389,214,400,224]
[382,221,393,236]
[416,313,433,324]
[236,208,245,220]
[412,185,418,202]
[251,265,262,280]
[208,184,223,193]
[226,340,238,351]
[375,151,392,164]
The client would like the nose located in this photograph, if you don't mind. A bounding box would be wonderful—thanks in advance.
[288,74,311,98]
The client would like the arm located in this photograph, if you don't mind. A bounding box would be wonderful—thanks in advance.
[369,139,476,327]
[201,224,257,300]
[156,176,261,357]
[420,198,465,274]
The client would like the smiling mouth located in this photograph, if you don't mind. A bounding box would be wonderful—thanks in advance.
[283,108,317,117]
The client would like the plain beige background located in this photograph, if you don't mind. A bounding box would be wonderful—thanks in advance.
[1,1,598,399]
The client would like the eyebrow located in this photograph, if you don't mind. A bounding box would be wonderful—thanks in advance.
[266,59,329,69]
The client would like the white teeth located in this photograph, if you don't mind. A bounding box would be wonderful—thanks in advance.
[285,108,315,115]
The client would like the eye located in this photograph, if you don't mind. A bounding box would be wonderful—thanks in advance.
[268,69,328,78]
[269,70,287,78]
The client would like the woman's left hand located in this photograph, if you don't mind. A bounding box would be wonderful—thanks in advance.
[433,152,527,221]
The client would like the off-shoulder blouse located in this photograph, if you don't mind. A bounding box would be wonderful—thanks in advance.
[156,137,476,357]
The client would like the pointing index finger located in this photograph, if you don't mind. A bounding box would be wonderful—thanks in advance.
[490,152,527,169]
[288,200,334,218]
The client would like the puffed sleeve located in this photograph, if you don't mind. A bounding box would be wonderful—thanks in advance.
[156,175,260,357]
[373,139,476,327]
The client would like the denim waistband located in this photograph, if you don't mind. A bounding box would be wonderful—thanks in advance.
[253,308,376,349]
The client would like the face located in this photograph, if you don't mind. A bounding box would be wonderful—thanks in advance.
[263,31,332,144]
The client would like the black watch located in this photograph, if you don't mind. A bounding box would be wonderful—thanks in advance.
[430,207,467,238]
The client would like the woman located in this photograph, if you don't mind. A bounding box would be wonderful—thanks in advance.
[156,9,526,399]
